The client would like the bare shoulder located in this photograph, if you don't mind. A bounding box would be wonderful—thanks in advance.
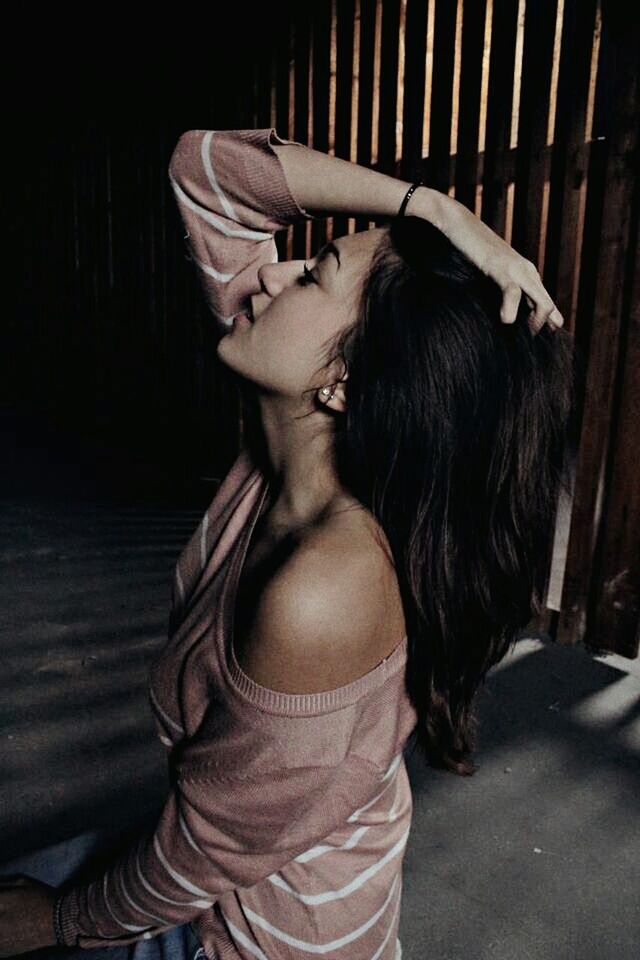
[235,510,406,694]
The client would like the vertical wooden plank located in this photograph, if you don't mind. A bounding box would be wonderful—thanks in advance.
[275,16,292,137]
[511,0,558,260]
[400,0,430,183]
[481,0,519,234]
[558,2,640,653]
[590,213,640,658]
[311,1,332,252]
[427,0,458,193]
[376,0,401,175]
[570,26,609,398]
[333,0,356,239]
[275,20,294,263]
[292,6,312,258]
[454,0,487,211]
[355,0,377,232]
[254,44,273,128]
[544,0,599,318]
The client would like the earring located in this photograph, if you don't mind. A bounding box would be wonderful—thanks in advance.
[321,386,335,401]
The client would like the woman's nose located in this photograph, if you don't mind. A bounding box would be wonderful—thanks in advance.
[257,260,305,298]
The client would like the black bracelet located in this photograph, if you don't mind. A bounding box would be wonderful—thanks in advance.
[53,895,65,946]
[398,181,424,218]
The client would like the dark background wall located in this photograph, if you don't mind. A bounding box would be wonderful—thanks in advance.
[3,5,296,492]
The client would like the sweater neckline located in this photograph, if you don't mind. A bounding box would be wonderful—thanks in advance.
[225,468,408,716]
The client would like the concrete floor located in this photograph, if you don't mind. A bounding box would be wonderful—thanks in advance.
[1,409,638,959]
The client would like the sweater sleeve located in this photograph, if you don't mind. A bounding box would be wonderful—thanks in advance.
[54,749,385,948]
[167,128,315,331]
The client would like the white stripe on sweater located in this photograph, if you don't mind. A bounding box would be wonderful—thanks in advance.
[191,253,235,283]
[102,874,153,933]
[134,842,209,908]
[226,873,400,955]
[178,809,208,858]
[169,176,272,241]
[267,827,410,904]
[291,825,371,865]
[118,867,170,926]
[200,512,209,570]
[148,685,184,734]
[347,777,397,822]
[153,834,214,902]
[201,131,239,222]
[86,889,113,940]
[175,564,185,604]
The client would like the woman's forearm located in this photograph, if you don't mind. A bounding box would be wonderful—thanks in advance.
[272,140,564,330]
[271,142,445,229]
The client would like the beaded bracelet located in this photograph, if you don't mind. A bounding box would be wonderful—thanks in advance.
[397,181,424,217]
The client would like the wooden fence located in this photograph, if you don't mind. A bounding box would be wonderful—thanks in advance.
[236,0,639,659]
[5,0,637,656]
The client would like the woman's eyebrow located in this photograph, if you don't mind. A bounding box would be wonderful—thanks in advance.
[316,242,341,271]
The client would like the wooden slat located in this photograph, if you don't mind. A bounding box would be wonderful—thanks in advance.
[454,0,487,211]
[275,21,295,263]
[275,18,292,138]
[558,2,640,653]
[254,45,273,129]
[332,0,356,238]
[311,1,332,252]
[400,0,430,183]
[590,217,640,658]
[481,0,519,234]
[543,0,599,321]
[292,7,312,259]
[511,0,558,261]
[376,0,401,175]
[427,0,458,193]
[355,0,377,232]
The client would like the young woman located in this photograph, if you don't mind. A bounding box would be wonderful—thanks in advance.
[0,128,574,960]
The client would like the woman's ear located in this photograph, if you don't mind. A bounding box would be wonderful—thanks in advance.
[328,359,348,413]
[317,377,347,413]
[327,378,347,413]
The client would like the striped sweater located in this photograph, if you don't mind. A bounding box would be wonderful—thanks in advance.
[56,128,419,960]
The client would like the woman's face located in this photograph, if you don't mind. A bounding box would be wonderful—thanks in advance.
[216,227,387,401]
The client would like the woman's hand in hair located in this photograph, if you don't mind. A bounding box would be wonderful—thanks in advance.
[425,190,564,334]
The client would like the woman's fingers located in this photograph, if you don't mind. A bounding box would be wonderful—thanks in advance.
[523,268,565,333]
[501,279,565,334]
[548,306,565,328]
[500,283,522,325]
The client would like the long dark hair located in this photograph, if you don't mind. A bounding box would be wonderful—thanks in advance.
[310,216,578,776]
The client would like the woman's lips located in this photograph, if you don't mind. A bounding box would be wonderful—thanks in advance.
[233,312,252,327]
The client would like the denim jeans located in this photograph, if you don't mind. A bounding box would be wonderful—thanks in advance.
[0,829,211,960]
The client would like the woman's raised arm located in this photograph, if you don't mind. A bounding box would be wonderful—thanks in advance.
[271,142,564,334]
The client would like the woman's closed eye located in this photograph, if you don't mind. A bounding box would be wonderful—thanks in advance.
[297,263,319,286]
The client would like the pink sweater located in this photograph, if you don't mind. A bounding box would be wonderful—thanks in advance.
[56,129,418,960]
